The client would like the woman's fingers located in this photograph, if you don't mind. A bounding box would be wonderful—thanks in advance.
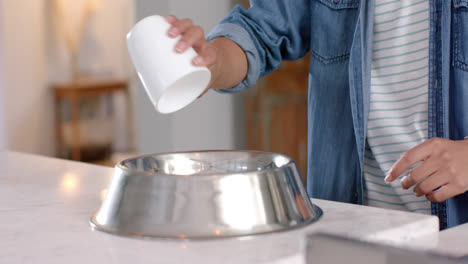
[166,15,177,24]
[179,25,205,52]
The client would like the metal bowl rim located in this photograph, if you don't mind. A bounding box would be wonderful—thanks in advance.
[116,150,298,178]
[89,204,323,241]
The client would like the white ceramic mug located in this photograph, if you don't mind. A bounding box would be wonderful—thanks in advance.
[127,15,211,114]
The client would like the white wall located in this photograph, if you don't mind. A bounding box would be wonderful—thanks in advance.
[0,0,134,156]
[0,0,50,155]
[134,0,245,155]
[47,0,134,82]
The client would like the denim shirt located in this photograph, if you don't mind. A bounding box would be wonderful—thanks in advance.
[207,0,468,229]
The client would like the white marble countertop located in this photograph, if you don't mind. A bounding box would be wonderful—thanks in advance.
[0,151,445,263]
[419,222,468,259]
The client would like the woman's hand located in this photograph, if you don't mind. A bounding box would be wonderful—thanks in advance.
[165,15,248,93]
[166,15,218,96]
[166,15,217,68]
[385,137,468,202]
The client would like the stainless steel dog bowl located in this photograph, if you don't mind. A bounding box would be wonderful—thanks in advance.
[90,150,322,239]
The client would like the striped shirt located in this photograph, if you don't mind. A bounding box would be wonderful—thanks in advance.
[363,0,431,214]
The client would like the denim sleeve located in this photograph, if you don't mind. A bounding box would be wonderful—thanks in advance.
[206,1,311,93]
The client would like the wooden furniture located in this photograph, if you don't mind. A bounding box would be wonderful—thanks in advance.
[53,79,127,161]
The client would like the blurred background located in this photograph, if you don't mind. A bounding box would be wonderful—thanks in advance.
[0,0,309,180]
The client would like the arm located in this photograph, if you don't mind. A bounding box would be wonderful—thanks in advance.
[167,0,311,94]
[166,16,247,91]
[208,37,248,90]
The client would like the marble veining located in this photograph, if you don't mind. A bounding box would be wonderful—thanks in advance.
[0,151,442,263]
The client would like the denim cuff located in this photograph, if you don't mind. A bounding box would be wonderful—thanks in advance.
[206,23,260,93]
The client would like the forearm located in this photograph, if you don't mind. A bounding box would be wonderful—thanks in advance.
[165,16,248,92]
[208,37,248,90]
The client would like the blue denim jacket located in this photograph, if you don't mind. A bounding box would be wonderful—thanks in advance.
[208,0,468,229]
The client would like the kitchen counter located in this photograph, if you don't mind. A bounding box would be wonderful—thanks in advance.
[0,151,444,263]
[421,222,468,259]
